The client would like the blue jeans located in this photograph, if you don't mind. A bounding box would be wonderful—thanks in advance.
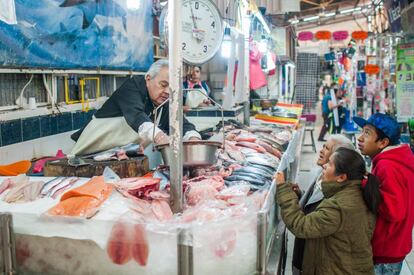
[374,262,403,275]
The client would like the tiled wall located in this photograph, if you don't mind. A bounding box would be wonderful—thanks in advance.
[0,109,97,147]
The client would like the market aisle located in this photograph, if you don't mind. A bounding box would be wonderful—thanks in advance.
[284,108,324,274]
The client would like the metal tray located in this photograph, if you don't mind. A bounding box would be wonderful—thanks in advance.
[155,140,222,167]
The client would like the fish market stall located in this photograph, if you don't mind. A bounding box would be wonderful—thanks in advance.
[0,120,303,275]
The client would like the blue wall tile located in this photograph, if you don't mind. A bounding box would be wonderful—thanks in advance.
[72,111,86,130]
[57,113,73,133]
[40,115,58,137]
[1,119,22,146]
[0,124,2,146]
[223,110,236,117]
[85,109,95,122]
[186,110,198,117]
[202,110,220,117]
[22,117,40,141]
[50,116,58,135]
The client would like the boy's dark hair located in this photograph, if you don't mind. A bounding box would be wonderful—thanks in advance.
[374,126,398,146]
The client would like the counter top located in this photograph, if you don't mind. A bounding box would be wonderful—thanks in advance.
[185,105,244,117]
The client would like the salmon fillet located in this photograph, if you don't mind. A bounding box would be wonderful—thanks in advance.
[47,176,113,218]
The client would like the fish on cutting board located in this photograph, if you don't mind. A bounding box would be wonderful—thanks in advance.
[83,143,143,161]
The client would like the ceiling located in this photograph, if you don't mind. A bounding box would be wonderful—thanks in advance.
[299,0,360,15]
[269,0,372,27]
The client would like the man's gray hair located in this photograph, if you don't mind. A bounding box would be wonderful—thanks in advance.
[330,134,355,152]
[146,59,169,79]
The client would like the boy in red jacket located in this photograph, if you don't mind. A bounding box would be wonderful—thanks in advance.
[354,113,414,275]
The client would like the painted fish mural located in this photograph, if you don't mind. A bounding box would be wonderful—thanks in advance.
[0,0,153,70]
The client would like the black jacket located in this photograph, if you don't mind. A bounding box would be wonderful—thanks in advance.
[71,75,197,141]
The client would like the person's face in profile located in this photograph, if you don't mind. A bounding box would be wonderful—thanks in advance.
[146,67,169,106]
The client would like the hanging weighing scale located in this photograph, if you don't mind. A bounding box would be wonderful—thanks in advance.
[160,0,224,65]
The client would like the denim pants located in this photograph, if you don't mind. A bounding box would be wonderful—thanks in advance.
[374,261,403,275]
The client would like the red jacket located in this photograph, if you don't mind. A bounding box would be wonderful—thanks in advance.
[371,144,414,264]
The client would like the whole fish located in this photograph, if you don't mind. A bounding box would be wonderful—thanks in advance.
[256,133,285,151]
[40,177,65,197]
[230,171,271,182]
[235,141,266,154]
[246,154,279,169]
[225,175,269,186]
[227,149,245,162]
[232,167,273,179]
[230,170,269,179]
[246,158,278,169]
[83,143,143,161]
[50,178,80,199]
[249,164,276,175]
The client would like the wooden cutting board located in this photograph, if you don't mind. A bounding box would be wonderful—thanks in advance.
[44,157,149,178]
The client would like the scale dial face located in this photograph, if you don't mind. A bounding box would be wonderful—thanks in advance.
[162,0,223,65]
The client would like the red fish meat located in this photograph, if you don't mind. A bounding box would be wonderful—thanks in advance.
[106,222,132,265]
[131,224,149,266]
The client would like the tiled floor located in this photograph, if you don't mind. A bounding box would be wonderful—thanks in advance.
[283,108,414,274]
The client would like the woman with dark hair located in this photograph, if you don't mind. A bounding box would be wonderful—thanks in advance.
[276,147,381,275]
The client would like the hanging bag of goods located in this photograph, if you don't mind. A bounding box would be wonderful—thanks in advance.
[333,31,349,41]
[364,64,381,75]
[352,31,368,40]
[315,30,331,40]
[298,31,313,41]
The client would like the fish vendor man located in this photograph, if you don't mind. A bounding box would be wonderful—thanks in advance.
[70,59,201,156]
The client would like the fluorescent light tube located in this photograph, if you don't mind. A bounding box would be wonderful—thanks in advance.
[303,15,319,22]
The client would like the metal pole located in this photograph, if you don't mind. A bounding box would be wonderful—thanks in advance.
[168,0,184,214]
[178,229,193,275]
[256,211,268,275]
[242,12,251,125]
[0,213,16,275]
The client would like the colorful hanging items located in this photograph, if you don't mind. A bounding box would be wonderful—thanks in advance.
[333,31,349,41]
[315,30,331,40]
[364,64,381,75]
[343,57,352,72]
[298,31,313,41]
[352,31,368,40]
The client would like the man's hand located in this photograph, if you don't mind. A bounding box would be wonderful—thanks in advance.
[154,132,169,145]
[183,105,191,112]
[275,172,285,185]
